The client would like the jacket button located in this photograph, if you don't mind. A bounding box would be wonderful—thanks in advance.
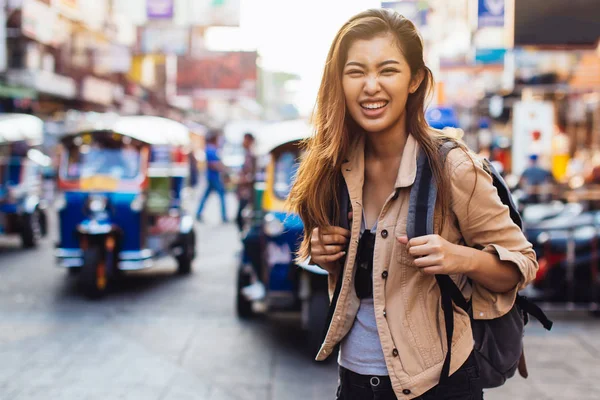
[403,389,411,395]
[381,271,388,279]
[392,348,399,357]
[381,229,388,238]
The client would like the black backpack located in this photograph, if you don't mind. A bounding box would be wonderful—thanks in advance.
[408,141,553,388]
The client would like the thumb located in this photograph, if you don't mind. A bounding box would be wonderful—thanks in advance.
[396,236,409,245]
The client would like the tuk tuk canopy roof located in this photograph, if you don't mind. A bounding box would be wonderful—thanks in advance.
[66,115,190,146]
[255,119,313,156]
[0,113,44,145]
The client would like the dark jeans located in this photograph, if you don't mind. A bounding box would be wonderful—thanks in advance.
[336,352,483,400]
[236,198,249,232]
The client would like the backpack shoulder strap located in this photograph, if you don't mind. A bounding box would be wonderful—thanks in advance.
[406,139,466,385]
[406,140,458,240]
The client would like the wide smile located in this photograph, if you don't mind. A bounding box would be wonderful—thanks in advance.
[359,100,389,118]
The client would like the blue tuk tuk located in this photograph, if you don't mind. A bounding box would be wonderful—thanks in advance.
[54,115,196,297]
[236,119,330,354]
[0,114,49,248]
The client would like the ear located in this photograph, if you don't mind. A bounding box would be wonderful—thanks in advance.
[409,69,425,94]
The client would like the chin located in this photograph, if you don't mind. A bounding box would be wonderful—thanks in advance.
[356,119,393,134]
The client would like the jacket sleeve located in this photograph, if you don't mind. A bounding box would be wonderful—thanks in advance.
[448,150,539,319]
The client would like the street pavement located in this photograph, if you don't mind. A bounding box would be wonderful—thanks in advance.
[1,193,600,400]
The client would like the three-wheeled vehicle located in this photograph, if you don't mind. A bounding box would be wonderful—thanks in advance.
[235,119,330,353]
[0,113,49,248]
[54,115,196,297]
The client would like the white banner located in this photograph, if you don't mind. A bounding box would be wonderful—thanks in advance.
[512,101,555,175]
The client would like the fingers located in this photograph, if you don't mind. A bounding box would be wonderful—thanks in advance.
[311,244,346,255]
[321,226,351,238]
[313,251,346,265]
[396,236,409,245]
[407,243,441,257]
[414,254,443,268]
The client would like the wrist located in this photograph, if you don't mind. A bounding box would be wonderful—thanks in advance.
[455,244,478,275]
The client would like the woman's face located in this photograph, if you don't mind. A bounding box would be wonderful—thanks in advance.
[342,33,421,135]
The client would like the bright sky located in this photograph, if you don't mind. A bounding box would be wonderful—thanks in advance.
[205,0,381,115]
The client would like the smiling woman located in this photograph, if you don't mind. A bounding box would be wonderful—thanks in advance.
[288,8,538,400]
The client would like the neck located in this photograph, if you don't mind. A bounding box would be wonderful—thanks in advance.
[364,117,408,160]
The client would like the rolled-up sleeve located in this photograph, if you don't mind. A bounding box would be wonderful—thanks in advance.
[448,150,538,319]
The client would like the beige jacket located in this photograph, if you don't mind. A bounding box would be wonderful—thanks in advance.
[316,133,538,399]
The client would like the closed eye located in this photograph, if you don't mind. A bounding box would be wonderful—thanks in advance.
[345,69,363,76]
[381,68,400,75]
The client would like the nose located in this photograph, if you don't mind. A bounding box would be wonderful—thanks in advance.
[363,75,380,95]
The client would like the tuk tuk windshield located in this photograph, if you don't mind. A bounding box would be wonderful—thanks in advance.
[273,149,302,199]
[65,142,141,180]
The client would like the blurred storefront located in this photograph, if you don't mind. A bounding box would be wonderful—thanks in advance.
[386,0,600,183]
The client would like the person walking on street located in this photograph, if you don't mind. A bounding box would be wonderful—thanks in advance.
[236,133,256,232]
[197,130,228,223]
[519,154,554,204]
[288,9,538,400]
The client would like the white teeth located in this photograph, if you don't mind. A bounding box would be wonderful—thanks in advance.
[362,102,387,109]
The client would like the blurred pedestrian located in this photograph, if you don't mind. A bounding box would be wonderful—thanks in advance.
[196,129,228,223]
[235,132,256,232]
[519,154,554,204]
[288,9,538,400]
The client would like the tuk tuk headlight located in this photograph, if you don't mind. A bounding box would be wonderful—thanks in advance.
[87,195,107,213]
[54,192,66,211]
[264,213,284,237]
[130,194,145,212]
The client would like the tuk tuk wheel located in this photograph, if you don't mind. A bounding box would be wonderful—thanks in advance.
[80,247,107,299]
[306,290,329,358]
[21,210,42,248]
[236,267,255,318]
[176,230,195,275]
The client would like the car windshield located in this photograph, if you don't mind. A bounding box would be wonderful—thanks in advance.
[65,145,140,180]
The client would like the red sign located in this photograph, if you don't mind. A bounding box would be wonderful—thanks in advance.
[176,52,257,98]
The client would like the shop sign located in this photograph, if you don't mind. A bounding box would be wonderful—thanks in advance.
[475,48,506,65]
[512,101,555,176]
[95,44,132,74]
[139,26,189,55]
[0,83,37,99]
[81,76,114,105]
[147,0,173,19]
[7,70,77,98]
[22,0,57,45]
[35,71,77,98]
[176,51,257,98]
[477,0,504,28]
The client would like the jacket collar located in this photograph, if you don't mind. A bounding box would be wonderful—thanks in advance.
[342,133,419,192]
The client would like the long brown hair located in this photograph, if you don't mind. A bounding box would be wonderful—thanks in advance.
[288,9,458,262]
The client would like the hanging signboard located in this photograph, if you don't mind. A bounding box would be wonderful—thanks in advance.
[176,51,257,99]
[477,0,505,28]
[139,26,189,55]
[512,101,555,176]
[147,0,174,20]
